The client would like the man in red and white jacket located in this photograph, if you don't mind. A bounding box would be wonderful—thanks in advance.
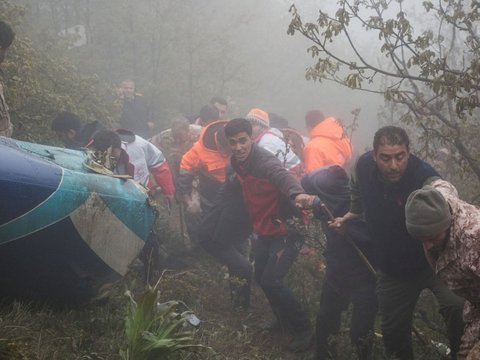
[89,129,175,202]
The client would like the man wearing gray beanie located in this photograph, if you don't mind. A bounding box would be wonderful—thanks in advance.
[406,179,480,360]
[405,185,452,262]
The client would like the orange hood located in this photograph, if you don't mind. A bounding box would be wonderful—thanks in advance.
[309,117,345,140]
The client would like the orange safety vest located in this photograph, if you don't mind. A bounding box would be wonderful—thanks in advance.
[179,120,229,183]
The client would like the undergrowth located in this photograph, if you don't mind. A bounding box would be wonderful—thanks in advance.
[0,207,454,359]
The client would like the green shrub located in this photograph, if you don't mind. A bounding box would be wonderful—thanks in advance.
[120,279,212,360]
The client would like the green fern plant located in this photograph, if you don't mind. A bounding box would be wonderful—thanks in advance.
[120,278,212,360]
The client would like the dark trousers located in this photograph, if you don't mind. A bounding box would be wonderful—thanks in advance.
[378,267,465,360]
[315,276,378,359]
[253,233,311,332]
[198,201,252,308]
[184,193,213,244]
[201,232,252,308]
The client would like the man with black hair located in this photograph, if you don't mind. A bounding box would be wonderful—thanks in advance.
[195,104,220,127]
[119,80,154,138]
[188,98,226,125]
[51,111,105,149]
[210,96,228,120]
[330,126,464,360]
[0,20,14,137]
[225,117,316,353]
[89,129,174,201]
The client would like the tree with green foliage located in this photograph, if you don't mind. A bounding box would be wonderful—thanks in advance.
[288,0,480,189]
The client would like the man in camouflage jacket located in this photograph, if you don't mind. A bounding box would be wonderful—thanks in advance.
[149,116,202,178]
[406,179,480,360]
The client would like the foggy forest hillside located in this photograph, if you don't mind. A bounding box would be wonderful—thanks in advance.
[15,0,381,148]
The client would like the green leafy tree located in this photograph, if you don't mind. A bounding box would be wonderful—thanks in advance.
[288,0,480,189]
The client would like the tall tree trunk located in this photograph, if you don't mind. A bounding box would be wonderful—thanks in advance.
[49,0,59,33]
[127,0,137,80]
[85,0,91,45]
[188,44,194,114]
[62,0,69,31]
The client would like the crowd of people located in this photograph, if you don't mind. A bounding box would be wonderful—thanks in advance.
[2,18,480,360]
[48,100,477,359]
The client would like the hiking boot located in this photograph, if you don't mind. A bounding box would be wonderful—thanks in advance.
[260,312,296,334]
[230,282,251,310]
[287,330,313,353]
[260,318,285,333]
[355,342,374,360]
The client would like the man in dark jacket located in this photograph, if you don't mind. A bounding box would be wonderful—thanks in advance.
[197,167,253,309]
[330,126,464,360]
[302,165,377,360]
[224,118,316,353]
[51,111,105,150]
[119,80,153,138]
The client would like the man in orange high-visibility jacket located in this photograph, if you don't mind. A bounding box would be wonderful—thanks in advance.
[304,110,353,173]
[177,120,230,213]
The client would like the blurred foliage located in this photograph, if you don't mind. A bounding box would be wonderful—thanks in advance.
[0,0,120,144]
[16,0,258,131]
[288,0,480,193]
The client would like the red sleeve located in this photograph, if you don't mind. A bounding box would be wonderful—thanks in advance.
[150,161,175,196]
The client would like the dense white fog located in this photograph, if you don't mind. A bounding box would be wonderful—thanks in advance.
[19,0,387,150]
